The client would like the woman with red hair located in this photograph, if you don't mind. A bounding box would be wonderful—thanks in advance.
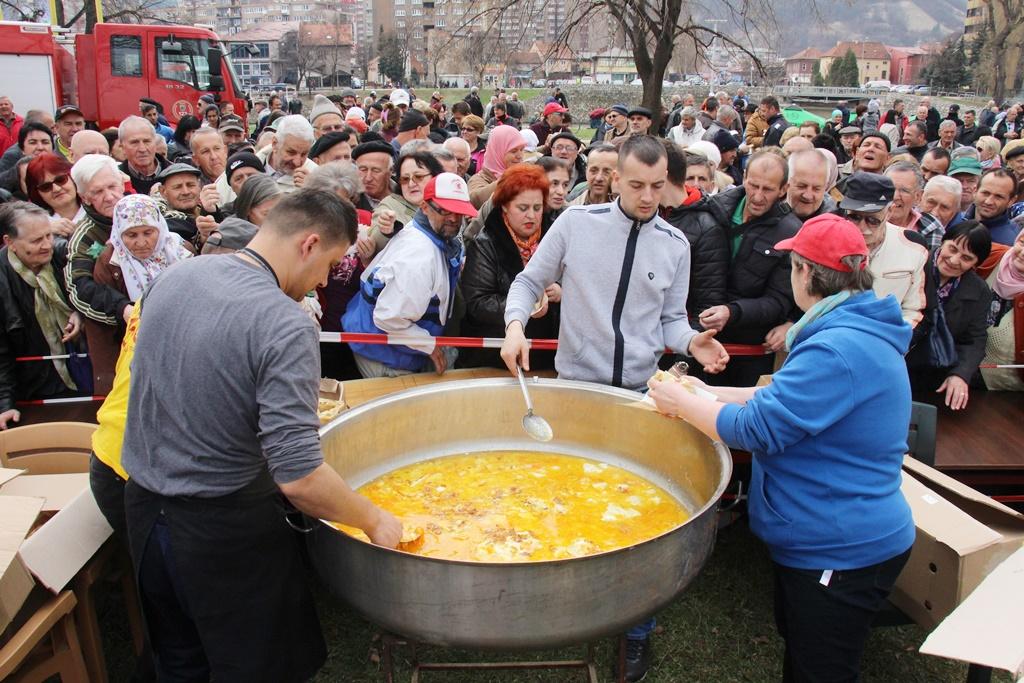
[460,164,559,368]
[25,152,82,247]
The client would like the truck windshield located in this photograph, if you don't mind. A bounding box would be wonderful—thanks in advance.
[155,37,212,91]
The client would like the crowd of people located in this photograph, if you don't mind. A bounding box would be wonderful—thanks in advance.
[0,82,1022,682]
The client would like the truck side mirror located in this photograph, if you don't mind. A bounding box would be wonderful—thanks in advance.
[209,75,225,92]
[208,47,223,77]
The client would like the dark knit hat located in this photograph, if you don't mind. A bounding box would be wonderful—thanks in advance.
[309,131,351,160]
[398,110,430,133]
[351,140,395,160]
[711,129,740,152]
[225,151,265,183]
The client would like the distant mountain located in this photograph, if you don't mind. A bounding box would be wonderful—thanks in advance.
[769,0,968,53]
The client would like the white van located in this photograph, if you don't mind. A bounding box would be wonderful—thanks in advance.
[862,80,891,90]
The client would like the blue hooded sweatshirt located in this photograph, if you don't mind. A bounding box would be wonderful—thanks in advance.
[716,292,916,570]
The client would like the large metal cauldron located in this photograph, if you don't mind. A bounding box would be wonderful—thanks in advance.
[308,378,731,649]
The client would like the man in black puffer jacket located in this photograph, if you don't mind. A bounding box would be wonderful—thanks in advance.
[695,151,801,386]
[659,140,729,326]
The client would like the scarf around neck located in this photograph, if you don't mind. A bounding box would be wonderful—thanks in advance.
[504,217,540,266]
[7,250,76,390]
[994,246,1024,299]
[785,290,853,352]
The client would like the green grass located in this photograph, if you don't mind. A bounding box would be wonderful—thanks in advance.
[96,518,1010,682]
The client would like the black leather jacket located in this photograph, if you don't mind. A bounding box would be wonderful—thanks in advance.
[661,192,730,325]
[0,245,78,411]
[709,187,801,343]
[459,208,559,368]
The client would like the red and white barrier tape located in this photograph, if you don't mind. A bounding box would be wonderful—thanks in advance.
[16,396,107,406]
[15,353,85,362]
[319,331,769,357]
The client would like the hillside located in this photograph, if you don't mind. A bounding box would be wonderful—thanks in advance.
[770,0,968,53]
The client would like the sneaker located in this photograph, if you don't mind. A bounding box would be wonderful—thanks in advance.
[623,635,652,682]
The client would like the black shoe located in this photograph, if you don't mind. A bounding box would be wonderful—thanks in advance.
[623,635,652,682]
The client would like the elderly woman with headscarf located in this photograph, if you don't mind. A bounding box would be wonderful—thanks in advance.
[86,194,193,392]
[647,213,915,683]
[468,125,527,208]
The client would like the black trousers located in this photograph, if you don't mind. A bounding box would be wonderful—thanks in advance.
[89,454,158,682]
[89,453,129,539]
[773,548,912,683]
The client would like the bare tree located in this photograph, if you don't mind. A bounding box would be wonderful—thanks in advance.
[984,0,1024,102]
[279,28,320,91]
[451,0,818,121]
[1,0,45,22]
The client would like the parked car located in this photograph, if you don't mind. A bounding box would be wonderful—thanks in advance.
[580,76,596,85]
[531,79,547,87]
[862,79,891,90]
[914,85,931,95]
[630,78,643,86]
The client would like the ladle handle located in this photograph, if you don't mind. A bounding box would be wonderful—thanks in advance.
[516,364,534,412]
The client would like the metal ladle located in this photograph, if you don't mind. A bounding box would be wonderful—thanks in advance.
[516,365,553,442]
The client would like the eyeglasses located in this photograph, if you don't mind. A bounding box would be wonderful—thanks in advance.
[460,127,478,133]
[845,211,884,228]
[400,172,431,186]
[37,174,71,193]
[427,200,459,218]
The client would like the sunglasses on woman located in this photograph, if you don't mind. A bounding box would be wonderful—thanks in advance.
[37,174,71,193]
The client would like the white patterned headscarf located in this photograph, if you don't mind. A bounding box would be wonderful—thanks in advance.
[110,194,190,300]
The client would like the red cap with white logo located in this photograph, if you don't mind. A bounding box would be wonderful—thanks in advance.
[423,173,479,217]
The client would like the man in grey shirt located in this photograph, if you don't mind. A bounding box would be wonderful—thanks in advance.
[121,189,401,682]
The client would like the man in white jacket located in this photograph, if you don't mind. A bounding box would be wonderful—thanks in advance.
[840,172,929,330]
[343,173,476,377]
[667,106,705,148]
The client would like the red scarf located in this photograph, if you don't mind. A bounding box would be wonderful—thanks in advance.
[505,219,540,266]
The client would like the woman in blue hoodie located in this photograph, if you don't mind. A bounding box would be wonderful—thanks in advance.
[649,213,915,683]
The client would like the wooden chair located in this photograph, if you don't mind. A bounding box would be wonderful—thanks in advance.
[0,421,144,682]
[0,591,89,683]
[0,422,97,474]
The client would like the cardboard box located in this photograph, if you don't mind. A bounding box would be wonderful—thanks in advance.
[890,456,1024,628]
[920,546,1024,678]
[0,469,113,628]
[0,494,44,631]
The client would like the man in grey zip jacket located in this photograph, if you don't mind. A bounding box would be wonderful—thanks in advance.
[500,135,728,681]
[501,136,729,391]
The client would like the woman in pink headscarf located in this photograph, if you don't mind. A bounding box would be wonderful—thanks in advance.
[468,125,526,208]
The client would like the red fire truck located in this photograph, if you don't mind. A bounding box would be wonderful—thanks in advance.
[0,21,248,128]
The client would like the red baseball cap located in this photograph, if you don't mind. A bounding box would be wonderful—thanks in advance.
[423,173,478,217]
[543,102,568,117]
[774,213,868,272]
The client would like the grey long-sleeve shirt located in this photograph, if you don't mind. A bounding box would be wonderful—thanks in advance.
[121,255,323,497]
[505,200,697,391]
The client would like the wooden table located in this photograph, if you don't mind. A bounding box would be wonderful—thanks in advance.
[16,402,100,427]
[919,391,1024,501]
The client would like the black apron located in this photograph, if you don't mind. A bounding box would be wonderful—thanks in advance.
[125,469,326,683]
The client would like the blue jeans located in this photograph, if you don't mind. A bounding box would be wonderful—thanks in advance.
[626,617,656,640]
